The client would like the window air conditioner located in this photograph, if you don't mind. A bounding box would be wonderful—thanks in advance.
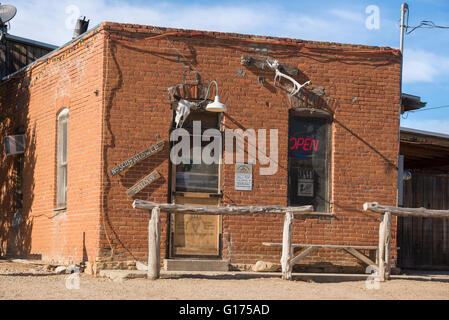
[4,135,25,156]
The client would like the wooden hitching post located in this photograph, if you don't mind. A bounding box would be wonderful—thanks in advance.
[148,207,161,280]
[281,212,294,280]
[384,211,392,281]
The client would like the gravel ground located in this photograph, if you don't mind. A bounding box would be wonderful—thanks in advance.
[1,260,449,300]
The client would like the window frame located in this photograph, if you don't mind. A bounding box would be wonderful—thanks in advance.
[56,109,69,210]
[170,108,223,198]
[287,108,333,213]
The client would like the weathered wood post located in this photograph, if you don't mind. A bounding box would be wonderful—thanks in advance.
[378,213,386,282]
[364,202,449,281]
[281,212,294,280]
[384,211,392,280]
[148,207,161,280]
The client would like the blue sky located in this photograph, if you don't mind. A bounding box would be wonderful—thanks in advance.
[7,0,449,133]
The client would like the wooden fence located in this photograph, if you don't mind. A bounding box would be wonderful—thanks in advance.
[133,200,449,282]
[132,200,322,280]
[363,202,449,281]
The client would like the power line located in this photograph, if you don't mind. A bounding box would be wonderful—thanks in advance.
[408,104,449,113]
[406,20,449,34]
[403,7,449,35]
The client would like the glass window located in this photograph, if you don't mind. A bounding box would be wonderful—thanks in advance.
[56,109,69,208]
[174,110,220,194]
[288,111,331,212]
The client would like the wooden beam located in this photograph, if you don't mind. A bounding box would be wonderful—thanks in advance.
[281,212,294,281]
[133,200,316,215]
[363,202,449,218]
[400,132,449,148]
[290,246,317,266]
[263,243,380,250]
[344,247,376,266]
[404,158,449,170]
[241,56,299,77]
[148,207,161,280]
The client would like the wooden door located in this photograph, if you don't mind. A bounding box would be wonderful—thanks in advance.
[170,110,222,258]
[398,172,449,268]
[172,195,221,257]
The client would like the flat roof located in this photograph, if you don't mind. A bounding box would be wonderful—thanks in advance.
[5,34,58,50]
[401,127,449,140]
[1,24,101,82]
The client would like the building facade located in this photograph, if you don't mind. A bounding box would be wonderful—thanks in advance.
[0,23,402,272]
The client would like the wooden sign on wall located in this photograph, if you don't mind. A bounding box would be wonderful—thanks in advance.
[126,170,162,197]
[110,141,165,176]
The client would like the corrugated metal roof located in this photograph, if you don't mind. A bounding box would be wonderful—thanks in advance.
[401,127,449,140]
[5,34,58,50]
[1,24,100,82]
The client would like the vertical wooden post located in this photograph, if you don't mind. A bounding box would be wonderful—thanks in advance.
[384,211,392,280]
[148,207,161,280]
[281,212,294,280]
[378,213,386,282]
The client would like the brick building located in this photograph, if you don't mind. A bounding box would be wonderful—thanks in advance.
[0,22,402,272]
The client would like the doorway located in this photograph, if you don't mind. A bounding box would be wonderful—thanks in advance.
[170,110,222,258]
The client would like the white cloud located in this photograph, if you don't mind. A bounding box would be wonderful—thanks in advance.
[8,1,379,46]
[401,119,449,135]
[403,49,449,83]
[8,1,286,45]
[329,9,364,23]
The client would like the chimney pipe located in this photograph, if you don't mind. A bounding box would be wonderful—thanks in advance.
[72,17,89,39]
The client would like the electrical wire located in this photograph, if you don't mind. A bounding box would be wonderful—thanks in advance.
[110,31,401,56]
[407,104,449,113]
[403,6,449,34]
[405,20,449,34]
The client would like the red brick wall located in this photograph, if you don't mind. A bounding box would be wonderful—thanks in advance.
[1,22,401,268]
[0,29,105,263]
[100,23,401,268]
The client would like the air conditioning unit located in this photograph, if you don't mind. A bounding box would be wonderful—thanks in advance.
[4,135,25,156]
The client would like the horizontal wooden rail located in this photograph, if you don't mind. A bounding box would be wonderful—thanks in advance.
[363,201,449,282]
[133,200,324,216]
[263,242,400,250]
[363,202,449,218]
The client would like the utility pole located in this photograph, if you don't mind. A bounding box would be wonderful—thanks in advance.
[397,3,409,207]
[400,3,409,54]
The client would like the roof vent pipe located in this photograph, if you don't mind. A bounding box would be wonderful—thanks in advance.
[72,17,89,39]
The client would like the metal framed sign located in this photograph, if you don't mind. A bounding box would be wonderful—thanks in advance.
[235,163,253,191]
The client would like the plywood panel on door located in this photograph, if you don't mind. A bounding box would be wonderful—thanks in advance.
[173,196,221,256]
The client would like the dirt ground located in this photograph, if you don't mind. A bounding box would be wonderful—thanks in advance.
[1,260,449,300]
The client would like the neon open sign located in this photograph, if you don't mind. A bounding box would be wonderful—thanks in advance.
[290,137,320,152]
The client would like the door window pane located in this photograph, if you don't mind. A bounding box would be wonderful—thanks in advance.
[174,110,220,194]
[289,116,330,212]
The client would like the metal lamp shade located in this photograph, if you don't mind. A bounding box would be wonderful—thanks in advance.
[206,96,227,113]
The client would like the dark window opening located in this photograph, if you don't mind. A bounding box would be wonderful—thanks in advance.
[288,110,331,212]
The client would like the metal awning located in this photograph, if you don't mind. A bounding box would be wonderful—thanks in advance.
[402,93,427,113]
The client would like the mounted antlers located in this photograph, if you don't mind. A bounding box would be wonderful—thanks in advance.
[266,59,311,96]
